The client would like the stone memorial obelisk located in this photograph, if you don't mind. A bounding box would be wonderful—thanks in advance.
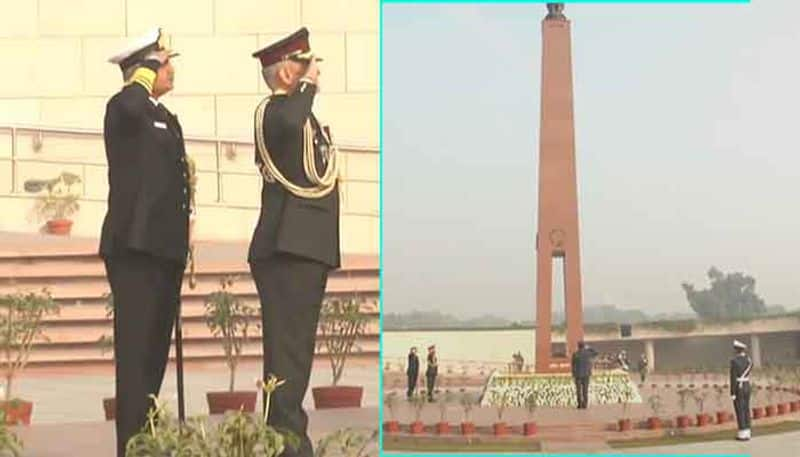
[535,3,585,373]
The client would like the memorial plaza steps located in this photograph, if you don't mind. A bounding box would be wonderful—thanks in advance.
[0,232,379,370]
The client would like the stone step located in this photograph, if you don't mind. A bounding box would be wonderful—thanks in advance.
[24,336,380,363]
[43,301,379,324]
[38,317,381,345]
[0,274,379,301]
[0,253,377,278]
[0,234,380,371]
[51,288,379,305]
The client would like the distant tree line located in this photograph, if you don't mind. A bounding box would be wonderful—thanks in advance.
[682,266,783,320]
[384,267,790,330]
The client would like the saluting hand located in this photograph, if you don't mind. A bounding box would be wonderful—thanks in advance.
[145,49,171,66]
[303,58,320,84]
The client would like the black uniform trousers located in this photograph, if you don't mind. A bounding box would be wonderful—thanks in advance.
[104,251,183,457]
[575,377,590,409]
[407,371,418,399]
[426,370,437,401]
[250,253,329,457]
[733,382,751,431]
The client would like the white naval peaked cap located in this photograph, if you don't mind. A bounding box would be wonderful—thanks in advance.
[733,340,747,349]
[107,28,179,70]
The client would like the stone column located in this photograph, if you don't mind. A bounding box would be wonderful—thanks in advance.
[644,339,656,372]
[750,334,762,368]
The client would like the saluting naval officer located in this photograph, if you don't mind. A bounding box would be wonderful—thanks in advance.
[730,339,753,441]
[100,28,192,457]
[249,28,340,457]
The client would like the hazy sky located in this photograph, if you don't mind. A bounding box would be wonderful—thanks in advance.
[382,1,800,321]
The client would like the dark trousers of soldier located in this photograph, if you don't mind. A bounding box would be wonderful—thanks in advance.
[574,377,589,409]
[406,373,417,398]
[426,372,436,401]
[250,253,329,457]
[104,252,183,457]
[734,383,752,432]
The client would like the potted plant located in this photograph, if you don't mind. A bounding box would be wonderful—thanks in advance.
[97,292,116,420]
[383,392,400,433]
[315,428,378,457]
[24,172,82,235]
[409,392,426,434]
[312,298,370,409]
[791,370,800,412]
[775,376,790,415]
[523,390,538,436]
[123,395,182,456]
[765,381,778,417]
[492,389,510,436]
[0,411,22,456]
[646,394,663,430]
[617,391,633,432]
[213,407,299,456]
[204,276,258,414]
[125,394,299,457]
[713,385,728,424]
[0,290,59,424]
[751,384,765,419]
[693,390,710,426]
[676,387,693,428]
[459,390,475,435]
[435,391,453,435]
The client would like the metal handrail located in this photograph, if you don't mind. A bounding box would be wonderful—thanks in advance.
[1,123,379,214]
[0,123,379,153]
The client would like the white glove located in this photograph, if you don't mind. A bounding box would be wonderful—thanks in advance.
[144,50,169,65]
[731,395,736,400]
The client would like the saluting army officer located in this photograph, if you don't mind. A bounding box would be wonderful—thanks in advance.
[249,28,340,457]
[730,339,753,441]
[100,28,192,457]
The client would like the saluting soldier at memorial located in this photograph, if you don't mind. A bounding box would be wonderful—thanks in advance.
[571,341,597,409]
[249,27,340,457]
[425,345,438,402]
[730,339,753,441]
[101,28,193,457]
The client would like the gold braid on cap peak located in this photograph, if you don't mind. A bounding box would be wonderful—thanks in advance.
[254,96,339,199]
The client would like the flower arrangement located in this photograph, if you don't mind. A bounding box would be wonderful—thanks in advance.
[480,371,641,408]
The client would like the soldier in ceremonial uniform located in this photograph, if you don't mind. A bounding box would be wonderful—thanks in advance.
[100,28,192,457]
[425,345,438,402]
[571,341,597,409]
[249,28,340,457]
[730,339,753,441]
[407,347,420,399]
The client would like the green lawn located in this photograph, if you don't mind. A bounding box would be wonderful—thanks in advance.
[609,421,800,449]
[383,437,542,453]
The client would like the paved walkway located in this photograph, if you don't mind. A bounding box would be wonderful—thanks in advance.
[16,359,378,424]
[611,430,800,456]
